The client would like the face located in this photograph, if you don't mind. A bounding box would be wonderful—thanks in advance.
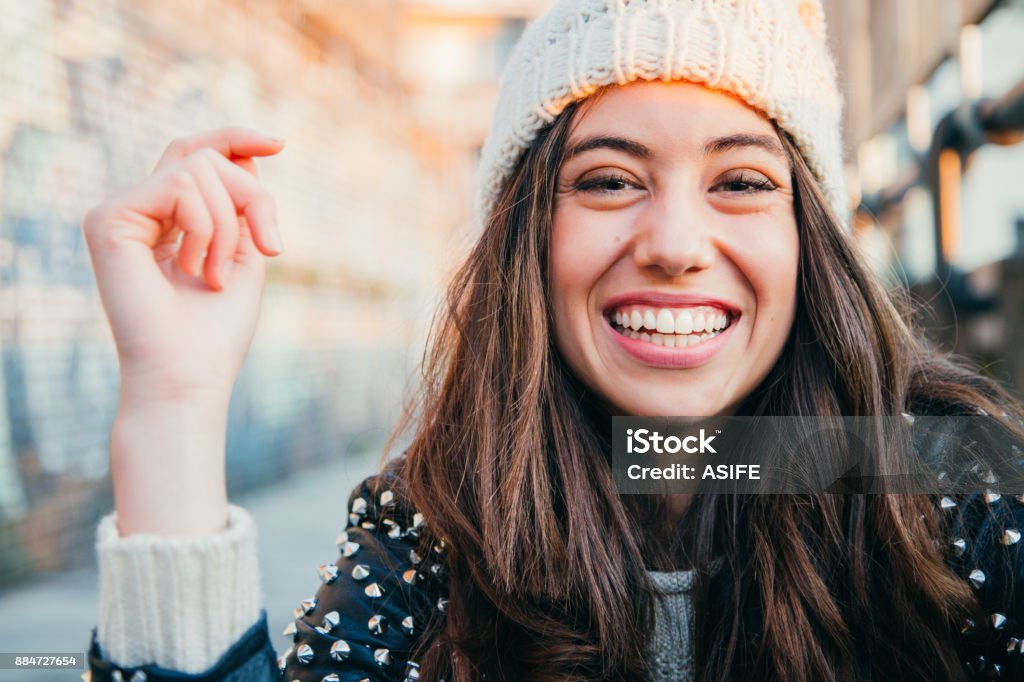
[550,81,799,417]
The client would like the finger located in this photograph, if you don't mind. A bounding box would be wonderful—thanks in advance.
[205,152,282,257]
[188,150,241,290]
[156,127,284,171]
[168,172,214,277]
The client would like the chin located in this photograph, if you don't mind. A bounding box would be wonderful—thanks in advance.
[616,395,717,418]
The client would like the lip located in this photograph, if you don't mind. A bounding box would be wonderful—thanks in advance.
[601,290,742,369]
[602,290,741,316]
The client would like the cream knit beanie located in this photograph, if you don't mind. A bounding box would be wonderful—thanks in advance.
[475,0,848,228]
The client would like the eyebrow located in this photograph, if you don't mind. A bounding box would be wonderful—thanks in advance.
[563,132,788,163]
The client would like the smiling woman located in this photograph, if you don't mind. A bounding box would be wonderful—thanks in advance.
[80,1,1024,682]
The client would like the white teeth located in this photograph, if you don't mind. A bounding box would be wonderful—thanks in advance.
[655,309,675,334]
[675,310,693,334]
[611,305,735,348]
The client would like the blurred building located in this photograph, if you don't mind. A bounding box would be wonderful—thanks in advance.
[0,0,543,586]
[821,0,1024,394]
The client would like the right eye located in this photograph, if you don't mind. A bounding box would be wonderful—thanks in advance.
[573,174,639,194]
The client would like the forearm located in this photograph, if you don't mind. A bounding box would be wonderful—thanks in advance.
[111,386,231,536]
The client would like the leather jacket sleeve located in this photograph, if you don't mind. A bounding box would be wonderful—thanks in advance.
[85,471,448,682]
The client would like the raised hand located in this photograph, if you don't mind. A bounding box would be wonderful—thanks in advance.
[82,127,286,535]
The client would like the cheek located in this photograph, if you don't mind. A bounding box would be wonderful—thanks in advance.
[549,208,622,315]
[729,214,799,326]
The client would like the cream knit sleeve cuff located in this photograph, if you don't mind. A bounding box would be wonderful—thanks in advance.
[95,504,263,673]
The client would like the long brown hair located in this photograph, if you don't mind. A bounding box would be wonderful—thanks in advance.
[390,94,1024,681]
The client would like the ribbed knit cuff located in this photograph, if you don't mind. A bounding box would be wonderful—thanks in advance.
[96,504,262,673]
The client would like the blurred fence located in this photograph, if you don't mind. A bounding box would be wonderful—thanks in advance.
[0,0,473,586]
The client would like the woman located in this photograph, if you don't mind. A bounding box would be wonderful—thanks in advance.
[82,0,1024,681]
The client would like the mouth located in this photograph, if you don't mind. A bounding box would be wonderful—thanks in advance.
[605,304,736,348]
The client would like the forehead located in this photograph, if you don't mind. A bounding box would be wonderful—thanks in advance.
[569,80,777,142]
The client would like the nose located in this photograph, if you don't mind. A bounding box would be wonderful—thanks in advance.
[632,193,715,276]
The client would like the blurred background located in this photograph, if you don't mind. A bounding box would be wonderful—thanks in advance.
[0,0,1021,677]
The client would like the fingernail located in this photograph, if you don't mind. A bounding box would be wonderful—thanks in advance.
[268,227,283,253]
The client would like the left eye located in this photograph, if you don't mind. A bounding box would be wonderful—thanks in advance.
[712,171,777,194]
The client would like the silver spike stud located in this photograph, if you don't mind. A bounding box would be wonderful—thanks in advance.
[343,541,361,558]
[437,596,449,613]
[969,568,987,589]
[361,520,376,529]
[318,563,340,584]
[374,648,391,666]
[316,610,340,635]
[1007,637,1021,654]
[380,489,395,507]
[986,490,1002,504]
[130,672,147,682]
[402,615,415,636]
[112,672,124,682]
[961,618,976,635]
[901,412,915,425]
[348,513,361,527]
[412,512,425,530]
[292,606,304,619]
[329,640,351,662]
[992,613,1008,630]
[383,519,402,539]
[365,582,385,598]
[282,621,297,637]
[351,497,368,516]
[300,597,318,615]
[983,469,999,485]
[322,675,341,682]
[409,549,423,564]
[335,531,349,548]
[951,538,967,556]
[369,614,388,636]
[405,661,422,681]
[403,568,419,585]
[940,496,957,511]
[1003,529,1022,546]
[296,643,314,665]
[352,563,371,581]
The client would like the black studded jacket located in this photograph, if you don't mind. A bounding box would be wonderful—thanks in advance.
[87,468,1024,681]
